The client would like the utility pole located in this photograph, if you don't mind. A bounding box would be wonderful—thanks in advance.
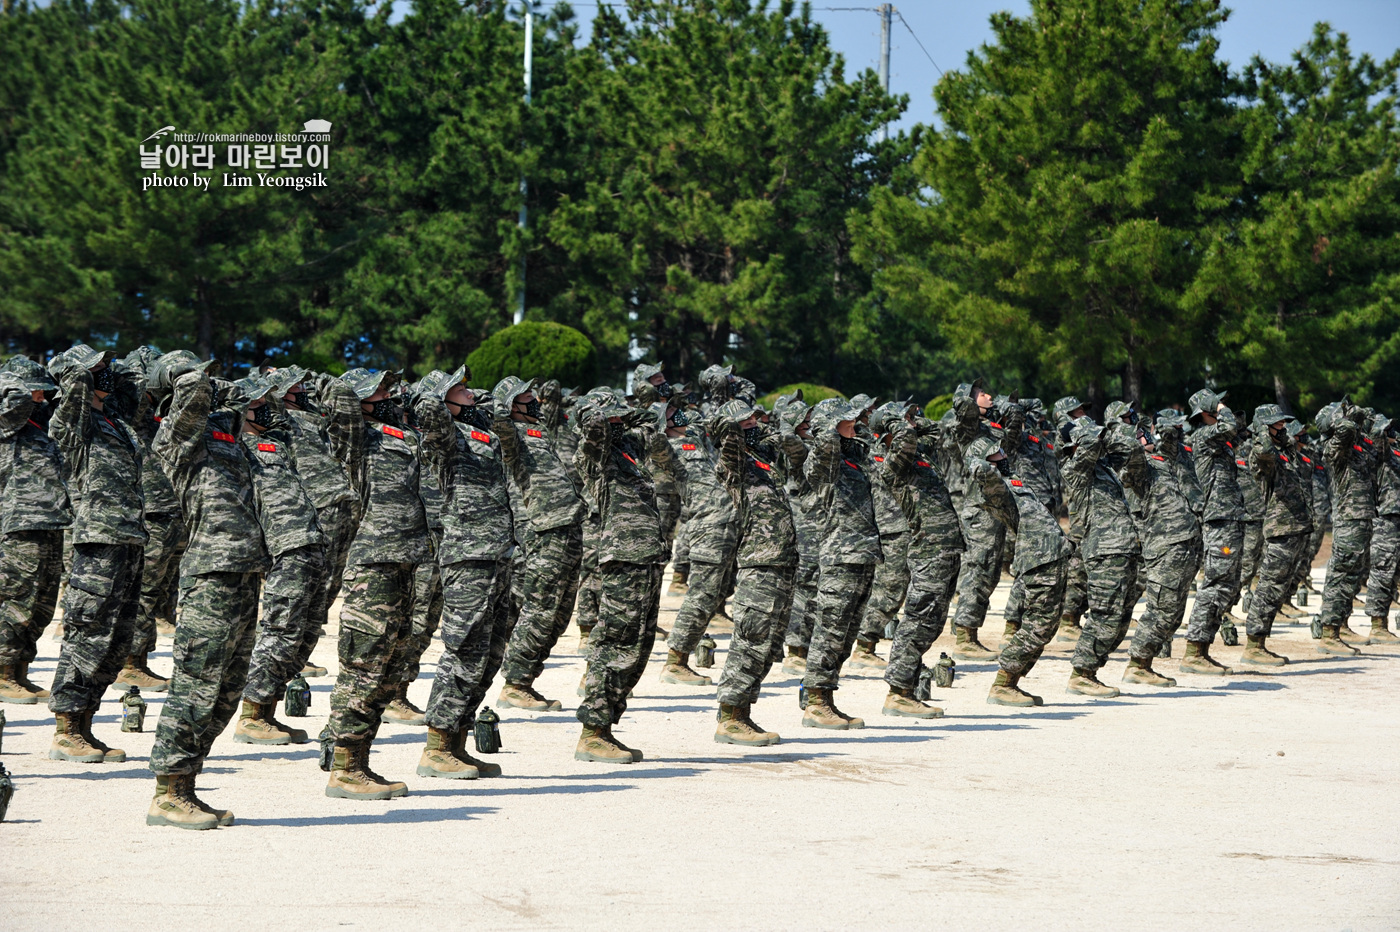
[515,3,533,326]
[877,4,892,143]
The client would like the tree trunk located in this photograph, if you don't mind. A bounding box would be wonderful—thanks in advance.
[1123,357,1142,409]
[196,278,213,361]
[1274,373,1292,414]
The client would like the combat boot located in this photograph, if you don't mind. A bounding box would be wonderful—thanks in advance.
[115,653,169,692]
[605,726,645,762]
[882,686,943,719]
[659,649,713,686]
[1067,668,1120,698]
[738,704,780,746]
[1122,656,1177,687]
[1055,614,1082,644]
[1224,610,1248,628]
[190,764,234,826]
[497,682,564,712]
[801,687,849,730]
[300,661,328,677]
[79,710,126,763]
[0,663,38,704]
[848,639,888,671]
[575,725,635,763]
[382,683,427,724]
[715,703,778,746]
[1317,625,1360,656]
[48,711,105,762]
[155,617,177,638]
[264,700,309,744]
[146,775,219,831]
[234,699,293,745]
[781,646,808,675]
[1277,601,1306,619]
[1369,618,1400,644]
[667,567,689,596]
[1179,640,1231,675]
[952,624,996,660]
[417,727,479,780]
[326,742,408,800]
[14,661,50,700]
[986,669,1039,707]
[451,729,502,777]
[1002,621,1021,643]
[1337,622,1369,646]
[1239,634,1289,667]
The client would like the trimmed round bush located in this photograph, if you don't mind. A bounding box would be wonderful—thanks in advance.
[924,393,954,421]
[759,383,846,410]
[467,322,598,390]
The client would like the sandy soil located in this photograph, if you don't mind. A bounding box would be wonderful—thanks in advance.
[1,565,1397,931]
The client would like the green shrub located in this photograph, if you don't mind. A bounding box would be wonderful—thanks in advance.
[758,383,846,410]
[466,321,598,390]
[924,393,954,421]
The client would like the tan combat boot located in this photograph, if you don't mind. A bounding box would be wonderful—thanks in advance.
[606,726,645,762]
[1055,614,1082,644]
[79,710,127,762]
[1317,625,1360,656]
[781,646,807,675]
[382,682,427,724]
[849,639,888,672]
[801,687,849,730]
[738,704,780,746]
[1277,601,1306,619]
[715,703,779,746]
[115,653,169,692]
[0,663,38,704]
[1239,634,1289,667]
[326,742,408,800]
[451,729,502,777]
[574,725,635,763]
[667,568,690,596]
[190,765,234,826]
[264,699,309,744]
[1337,622,1369,646]
[14,661,50,700]
[952,625,996,660]
[882,686,943,719]
[300,661,328,677]
[497,682,564,712]
[146,775,219,830]
[1179,640,1231,675]
[417,727,479,780]
[49,711,105,762]
[1123,656,1178,687]
[659,649,713,686]
[987,669,1038,707]
[156,617,178,638]
[1369,617,1400,645]
[1067,668,1120,698]
[234,699,293,745]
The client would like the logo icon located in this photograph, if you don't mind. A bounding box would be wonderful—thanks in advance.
[142,125,176,142]
[302,119,332,133]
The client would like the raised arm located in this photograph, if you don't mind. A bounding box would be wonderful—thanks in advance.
[0,372,36,439]
[49,360,94,474]
[153,369,213,480]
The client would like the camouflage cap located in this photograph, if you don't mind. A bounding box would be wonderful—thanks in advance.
[226,374,273,409]
[492,375,537,410]
[870,400,913,435]
[1021,397,1045,418]
[1155,409,1187,431]
[1286,417,1308,438]
[1053,395,1085,421]
[699,364,734,396]
[1314,401,1342,435]
[965,435,1004,462]
[1253,403,1288,427]
[775,387,804,411]
[1103,401,1132,423]
[953,378,985,402]
[1187,388,1226,420]
[427,364,469,401]
[847,393,878,413]
[267,365,309,398]
[59,342,116,372]
[148,350,213,394]
[808,397,859,433]
[717,398,759,422]
[119,345,162,382]
[1370,411,1391,435]
[633,362,664,385]
[344,368,400,400]
[1070,416,1103,448]
[1,355,57,392]
[778,399,811,430]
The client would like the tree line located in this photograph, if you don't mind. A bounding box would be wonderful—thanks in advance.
[1,0,1397,417]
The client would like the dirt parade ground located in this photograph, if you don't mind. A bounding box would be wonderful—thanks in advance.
[2,564,1398,931]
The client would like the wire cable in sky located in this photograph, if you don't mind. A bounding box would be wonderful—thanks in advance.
[893,9,943,76]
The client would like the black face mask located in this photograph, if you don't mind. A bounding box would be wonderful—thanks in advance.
[655,380,673,399]
[609,421,626,445]
[518,398,542,421]
[250,403,274,429]
[30,399,50,428]
[670,410,688,428]
[367,398,400,425]
[994,457,1011,476]
[92,366,117,394]
[744,425,762,449]
[285,390,311,412]
[456,404,492,431]
[1060,422,1074,445]
[839,436,865,459]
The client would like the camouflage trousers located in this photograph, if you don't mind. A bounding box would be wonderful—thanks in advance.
[997,558,1068,677]
[887,549,962,691]
[243,545,328,703]
[668,550,736,655]
[951,525,1005,630]
[1127,539,1202,659]
[317,499,359,625]
[803,562,878,691]
[1245,533,1307,639]
[1364,514,1400,620]
[49,543,144,714]
[716,564,797,707]
[391,529,445,686]
[1071,552,1140,673]
[858,532,909,645]
[577,561,662,729]
[0,530,63,667]
[148,572,260,775]
[1318,518,1372,629]
[783,557,820,650]
[574,517,601,636]
[1235,520,1264,608]
[1062,546,1088,621]
[672,520,690,574]
[130,512,185,656]
[1294,519,1327,591]
[503,524,583,687]
[425,559,513,733]
[326,562,418,743]
[1185,520,1244,644]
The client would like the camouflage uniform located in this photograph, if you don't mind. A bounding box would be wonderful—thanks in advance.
[1184,398,1246,644]
[779,406,822,652]
[1064,418,1146,675]
[1002,403,1061,631]
[395,450,444,688]
[492,378,587,691]
[1234,435,1266,611]
[148,365,270,776]
[575,404,669,729]
[856,430,911,649]
[1245,414,1312,639]
[667,423,739,655]
[0,367,71,677]
[1317,403,1378,630]
[1364,428,1400,622]
[46,349,148,717]
[802,400,883,691]
[1296,442,1330,592]
[881,420,965,691]
[940,386,1006,636]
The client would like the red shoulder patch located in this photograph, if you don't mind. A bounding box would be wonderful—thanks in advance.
[526,428,544,438]
[1046,443,1055,451]
[211,431,235,443]
[1151,454,1165,461]
[681,443,697,451]
[621,451,638,465]
[752,458,772,471]
[989,421,1003,429]
[469,429,491,444]
[153,415,162,423]
[916,460,931,468]
[381,425,405,439]
[843,459,861,471]
[872,455,885,463]
[257,442,277,453]
[1279,454,1289,463]
[1183,445,1193,452]
[1010,479,1023,487]
[1301,455,1312,464]
[1028,434,1040,443]
[1354,444,1365,453]
[1364,437,1374,445]
[1226,441,1233,448]
[1236,459,1247,466]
